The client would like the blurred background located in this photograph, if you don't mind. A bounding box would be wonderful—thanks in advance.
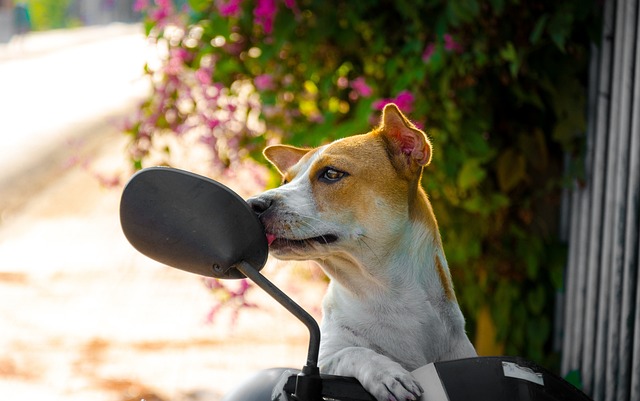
[0,1,320,401]
[0,1,638,401]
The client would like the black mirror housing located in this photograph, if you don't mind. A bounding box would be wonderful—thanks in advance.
[120,167,268,279]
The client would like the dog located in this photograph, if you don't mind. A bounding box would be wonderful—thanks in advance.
[247,103,476,401]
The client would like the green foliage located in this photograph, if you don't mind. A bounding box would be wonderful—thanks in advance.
[129,0,600,367]
[564,369,584,390]
[27,0,75,30]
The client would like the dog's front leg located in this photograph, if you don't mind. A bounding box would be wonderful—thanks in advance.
[321,346,423,401]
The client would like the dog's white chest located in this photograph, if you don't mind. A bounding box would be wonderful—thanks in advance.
[321,284,453,370]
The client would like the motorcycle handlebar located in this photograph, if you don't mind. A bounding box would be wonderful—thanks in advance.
[283,373,375,401]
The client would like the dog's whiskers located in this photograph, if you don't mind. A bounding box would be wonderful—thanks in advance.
[357,235,383,267]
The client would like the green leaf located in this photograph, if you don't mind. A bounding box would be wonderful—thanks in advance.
[527,285,546,315]
[489,0,505,14]
[434,14,449,37]
[526,317,550,348]
[490,193,510,210]
[564,370,583,390]
[187,0,209,12]
[496,149,526,192]
[448,0,481,25]
[457,158,486,190]
[520,238,541,280]
[551,263,564,291]
[548,10,574,52]
[519,129,549,172]
[426,45,446,74]
[530,14,548,45]
[499,42,520,77]
[494,280,514,329]
[460,195,484,214]
[144,19,154,36]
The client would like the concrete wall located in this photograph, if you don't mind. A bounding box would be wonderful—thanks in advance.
[0,10,13,43]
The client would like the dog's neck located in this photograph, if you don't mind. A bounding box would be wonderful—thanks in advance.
[317,186,455,304]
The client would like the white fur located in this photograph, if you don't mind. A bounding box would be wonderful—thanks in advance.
[316,219,475,401]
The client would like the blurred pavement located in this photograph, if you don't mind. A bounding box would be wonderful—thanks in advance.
[0,23,150,217]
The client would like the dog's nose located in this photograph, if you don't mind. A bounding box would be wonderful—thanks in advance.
[247,196,272,215]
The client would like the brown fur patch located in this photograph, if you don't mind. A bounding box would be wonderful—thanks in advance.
[264,145,311,175]
[309,135,409,219]
[435,255,455,301]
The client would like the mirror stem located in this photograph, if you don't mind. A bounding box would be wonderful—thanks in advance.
[236,261,321,369]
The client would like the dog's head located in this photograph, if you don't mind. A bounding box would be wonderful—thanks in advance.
[247,104,433,263]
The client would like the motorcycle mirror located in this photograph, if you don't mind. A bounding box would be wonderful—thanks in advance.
[119,167,268,279]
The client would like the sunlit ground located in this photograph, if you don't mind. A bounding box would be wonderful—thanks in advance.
[0,24,322,401]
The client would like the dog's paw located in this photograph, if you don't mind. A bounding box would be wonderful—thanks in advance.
[360,362,423,401]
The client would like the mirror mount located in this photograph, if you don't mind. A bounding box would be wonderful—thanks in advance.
[236,261,321,370]
[237,261,323,401]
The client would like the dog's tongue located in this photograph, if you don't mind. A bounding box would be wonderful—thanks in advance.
[265,233,277,246]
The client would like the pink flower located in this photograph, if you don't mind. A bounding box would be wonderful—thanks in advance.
[373,90,415,113]
[195,67,212,86]
[150,0,173,22]
[166,57,182,75]
[395,90,415,112]
[217,0,242,17]
[156,0,172,9]
[166,48,189,75]
[443,33,463,53]
[133,0,149,12]
[254,0,277,34]
[205,304,221,323]
[351,77,372,97]
[94,173,121,188]
[150,8,169,22]
[231,279,251,296]
[204,118,221,130]
[171,48,190,62]
[373,98,391,111]
[203,277,223,290]
[254,74,275,90]
[422,42,435,63]
[283,0,299,14]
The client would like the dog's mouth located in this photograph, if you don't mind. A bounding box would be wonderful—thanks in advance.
[266,233,339,248]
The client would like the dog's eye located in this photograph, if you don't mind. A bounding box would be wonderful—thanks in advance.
[320,168,346,183]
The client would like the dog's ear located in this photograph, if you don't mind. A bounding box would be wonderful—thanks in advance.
[264,145,310,175]
[379,103,432,167]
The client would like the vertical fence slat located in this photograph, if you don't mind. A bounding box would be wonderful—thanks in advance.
[616,3,640,398]
[563,185,582,373]
[573,182,592,371]
[580,0,616,390]
[593,0,626,398]
[630,234,640,401]
[568,40,603,366]
[605,0,637,399]
[563,184,579,370]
